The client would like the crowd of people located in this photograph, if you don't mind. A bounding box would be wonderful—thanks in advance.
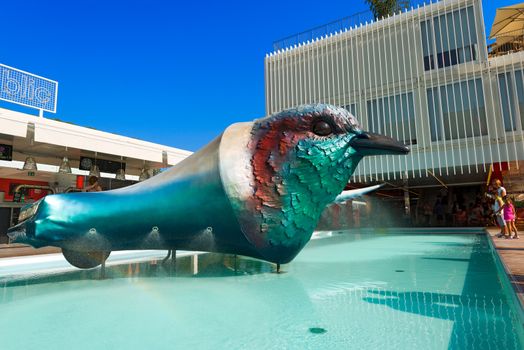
[417,179,521,236]
[419,197,491,227]
[319,179,522,232]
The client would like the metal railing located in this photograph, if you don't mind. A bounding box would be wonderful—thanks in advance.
[272,0,439,51]
[14,184,55,195]
[273,10,373,52]
[65,187,82,193]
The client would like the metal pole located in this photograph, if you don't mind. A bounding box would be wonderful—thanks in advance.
[99,259,106,279]
[403,171,411,219]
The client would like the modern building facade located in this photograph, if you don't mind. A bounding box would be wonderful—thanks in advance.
[265,0,524,189]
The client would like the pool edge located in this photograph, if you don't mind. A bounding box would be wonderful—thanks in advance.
[486,228,524,343]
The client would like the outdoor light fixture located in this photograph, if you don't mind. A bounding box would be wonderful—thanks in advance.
[58,157,72,174]
[22,156,38,171]
[138,160,150,182]
[139,167,150,182]
[115,168,126,180]
[89,165,100,178]
[115,156,126,180]
[89,151,100,177]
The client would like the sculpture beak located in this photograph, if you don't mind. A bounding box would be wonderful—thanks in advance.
[349,132,410,156]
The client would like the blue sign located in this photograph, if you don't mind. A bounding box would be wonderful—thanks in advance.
[0,64,58,113]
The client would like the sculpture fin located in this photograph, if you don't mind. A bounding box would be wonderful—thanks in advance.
[333,184,385,203]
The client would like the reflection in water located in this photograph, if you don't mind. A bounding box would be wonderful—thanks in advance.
[0,253,274,290]
[363,288,521,350]
[0,253,315,350]
[0,253,277,312]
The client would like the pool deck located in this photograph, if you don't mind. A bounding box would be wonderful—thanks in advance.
[487,227,524,311]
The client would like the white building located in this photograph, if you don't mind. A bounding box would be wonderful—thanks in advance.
[265,0,524,187]
[0,107,192,182]
[0,107,192,243]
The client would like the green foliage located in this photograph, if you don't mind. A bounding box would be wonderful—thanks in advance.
[365,0,410,20]
[514,200,524,209]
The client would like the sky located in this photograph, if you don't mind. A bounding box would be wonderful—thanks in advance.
[0,0,516,151]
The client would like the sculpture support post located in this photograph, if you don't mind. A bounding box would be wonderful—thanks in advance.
[403,172,410,216]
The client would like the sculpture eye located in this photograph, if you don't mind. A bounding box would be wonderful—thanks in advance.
[312,120,332,136]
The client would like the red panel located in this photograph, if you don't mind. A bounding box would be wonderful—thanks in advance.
[494,162,509,172]
[76,175,84,189]
[491,162,508,186]
[0,178,50,201]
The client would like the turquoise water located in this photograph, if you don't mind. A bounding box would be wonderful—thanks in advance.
[0,232,522,349]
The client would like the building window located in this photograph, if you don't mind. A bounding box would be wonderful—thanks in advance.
[366,92,417,145]
[499,70,524,132]
[421,6,478,71]
[427,78,487,141]
[517,70,524,128]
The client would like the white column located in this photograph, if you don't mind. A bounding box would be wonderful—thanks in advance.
[265,55,270,114]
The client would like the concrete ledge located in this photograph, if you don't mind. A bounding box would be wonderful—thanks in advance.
[316,227,487,235]
[486,227,524,324]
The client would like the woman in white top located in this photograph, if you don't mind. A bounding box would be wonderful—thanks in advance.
[490,189,507,238]
[493,179,506,198]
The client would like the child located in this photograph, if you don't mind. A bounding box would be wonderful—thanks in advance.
[504,196,520,239]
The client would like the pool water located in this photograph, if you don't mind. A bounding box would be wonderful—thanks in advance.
[0,232,522,349]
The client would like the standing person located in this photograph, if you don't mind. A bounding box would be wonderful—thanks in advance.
[469,201,483,226]
[84,176,102,192]
[455,206,468,226]
[493,179,506,198]
[504,196,520,239]
[490,190,507,238]
[481,198,490,225]
[423,201,432,226]
[451,201,460,226]
[433,197,444,226]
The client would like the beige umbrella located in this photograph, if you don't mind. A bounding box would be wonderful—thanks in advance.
[490,3,524,39]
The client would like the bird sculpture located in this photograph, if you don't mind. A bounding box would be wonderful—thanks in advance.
[8,104,409,269]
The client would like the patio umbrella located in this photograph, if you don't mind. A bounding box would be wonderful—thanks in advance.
[490,3,524,39]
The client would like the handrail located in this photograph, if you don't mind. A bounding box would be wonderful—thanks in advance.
[272,10,372,51]
[14,184,55,195]
[271,0,436,51]
[65,187,82,193]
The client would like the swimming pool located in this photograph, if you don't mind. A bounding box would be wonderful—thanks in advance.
[0,231,522,349]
